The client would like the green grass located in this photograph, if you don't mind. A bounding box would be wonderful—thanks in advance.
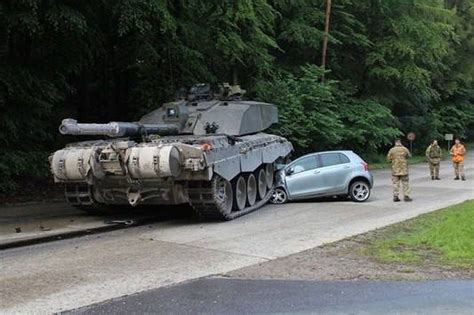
[363,200,474,269]
[369,155,427,170]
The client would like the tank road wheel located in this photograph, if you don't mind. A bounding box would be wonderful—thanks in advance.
[257,168,267,200]
[233,175,247,211]
[265,163,274,189]
[246,174,257,207]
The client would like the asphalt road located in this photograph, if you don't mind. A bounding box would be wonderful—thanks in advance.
[1,154,473,313]
[70,278,474,314]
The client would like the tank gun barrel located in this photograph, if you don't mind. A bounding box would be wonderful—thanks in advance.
[59,119,179,137]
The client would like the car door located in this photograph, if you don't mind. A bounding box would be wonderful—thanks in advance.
[284,155,322,199]
[317,153,352,194]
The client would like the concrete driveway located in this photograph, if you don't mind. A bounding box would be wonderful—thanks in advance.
[1,153,473,313]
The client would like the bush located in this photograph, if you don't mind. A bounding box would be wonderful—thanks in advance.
[256,65,401,155]
[0,151,50,192]
[434,102,474,141]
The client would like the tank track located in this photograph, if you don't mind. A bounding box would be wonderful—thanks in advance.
[66,174,274,220]
[65,183,94,206]
[64,184,122,214]
[187,178,273,221]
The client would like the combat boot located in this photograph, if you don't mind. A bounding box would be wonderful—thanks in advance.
[431,176,435,180]
[404,196,413,202]
[393,196,400,202]
[435,177,440,180]
[462,176,466,181]
[454,177,460,180]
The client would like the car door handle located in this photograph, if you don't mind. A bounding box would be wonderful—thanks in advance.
[343,166,350,169]
[314,170,321,174]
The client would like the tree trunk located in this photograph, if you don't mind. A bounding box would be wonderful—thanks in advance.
[321,0,332,82]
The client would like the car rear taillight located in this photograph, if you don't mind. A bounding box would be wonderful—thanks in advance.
[361,162,369,171]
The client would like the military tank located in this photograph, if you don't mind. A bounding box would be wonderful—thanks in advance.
[50,83,293,220]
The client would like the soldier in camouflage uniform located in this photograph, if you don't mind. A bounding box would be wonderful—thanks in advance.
[425,139,442,180]
[387,139,413,202]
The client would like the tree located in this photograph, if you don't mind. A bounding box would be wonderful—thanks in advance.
[0,0,472,192]
[0,0,90,190]
[256,65,400,154]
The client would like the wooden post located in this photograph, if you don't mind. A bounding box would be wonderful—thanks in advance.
[321,0,332,82]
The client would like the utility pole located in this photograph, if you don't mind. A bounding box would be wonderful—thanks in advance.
[444,0,459,9]
[321,0,332,82]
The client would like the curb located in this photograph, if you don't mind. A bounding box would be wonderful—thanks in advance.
[0,223,126,250]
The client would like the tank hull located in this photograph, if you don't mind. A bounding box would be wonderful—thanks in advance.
[51,133,292,219]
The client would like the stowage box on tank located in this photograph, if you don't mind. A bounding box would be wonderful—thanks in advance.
[50,84,293,220]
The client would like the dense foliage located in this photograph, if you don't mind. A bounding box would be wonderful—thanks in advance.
[0,0,473,191]
[257,65,401,154]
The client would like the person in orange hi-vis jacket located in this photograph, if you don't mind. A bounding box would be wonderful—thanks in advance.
[450,139,466,181]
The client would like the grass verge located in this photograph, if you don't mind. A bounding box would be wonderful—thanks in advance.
[363,200,474,269]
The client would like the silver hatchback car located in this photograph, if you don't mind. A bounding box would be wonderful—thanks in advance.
[270,150,374,204]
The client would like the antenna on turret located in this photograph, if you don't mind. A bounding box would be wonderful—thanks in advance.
[218,82,246,101]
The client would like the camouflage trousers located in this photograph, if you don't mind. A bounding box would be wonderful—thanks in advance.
[429,162,440,178]
[453,161,465,178]
[392,175,410,197]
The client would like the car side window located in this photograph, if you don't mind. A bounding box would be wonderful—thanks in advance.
[339,153,350,164]
[320,153,342,167]
[289,156,318,174]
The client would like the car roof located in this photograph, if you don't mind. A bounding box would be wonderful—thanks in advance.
[301,150,354,157]
[289,150,362,163]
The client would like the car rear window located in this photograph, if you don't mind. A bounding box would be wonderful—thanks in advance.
[320,153,350,167]
[339,153,350,164]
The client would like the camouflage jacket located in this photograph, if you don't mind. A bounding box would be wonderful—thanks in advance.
[387,144,411,175]
[425,144,442,163]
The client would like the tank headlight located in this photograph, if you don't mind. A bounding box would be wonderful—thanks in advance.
[167,108,177,117]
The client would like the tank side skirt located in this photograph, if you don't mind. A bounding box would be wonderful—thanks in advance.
[207,136,292,181]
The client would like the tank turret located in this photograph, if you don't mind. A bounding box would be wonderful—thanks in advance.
[59,84,278,138]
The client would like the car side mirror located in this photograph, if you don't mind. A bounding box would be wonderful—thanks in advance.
[286,167,294,176]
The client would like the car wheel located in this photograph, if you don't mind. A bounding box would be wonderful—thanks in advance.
[349,181,370,202]
[270,187,288,204]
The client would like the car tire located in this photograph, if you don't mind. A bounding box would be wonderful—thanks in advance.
[270,187,288,204]
[349,181,371,202]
